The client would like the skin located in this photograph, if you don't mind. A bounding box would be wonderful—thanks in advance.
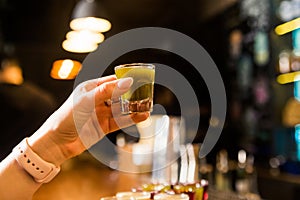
[0,75,149,200]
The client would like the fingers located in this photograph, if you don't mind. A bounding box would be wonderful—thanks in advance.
[77,75,116,93]
[94,77,133,105]
[130,112,150,123]
[96,75,116,86]
[100,112,150,133]
[75,75,134,120]
[95,100,121,117]
[74,75,131,111]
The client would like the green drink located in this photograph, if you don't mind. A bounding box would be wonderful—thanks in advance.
[115,63,155,114]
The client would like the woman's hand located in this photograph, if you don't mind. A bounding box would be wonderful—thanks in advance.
[28,75,149,166]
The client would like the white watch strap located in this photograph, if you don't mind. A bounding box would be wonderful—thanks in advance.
[13,138,61,183]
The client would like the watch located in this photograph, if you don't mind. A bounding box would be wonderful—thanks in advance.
[13,138,61,183]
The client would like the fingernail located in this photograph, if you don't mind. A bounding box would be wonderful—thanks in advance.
[118,77,133,89]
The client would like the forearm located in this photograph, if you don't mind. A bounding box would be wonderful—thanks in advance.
[0,117,73,200]
[0,76,149,200]
[0,152,42,200]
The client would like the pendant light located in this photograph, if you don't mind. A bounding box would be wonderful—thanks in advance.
[70,0,111,33]
[62,30,104,53]
[62,0,111,53]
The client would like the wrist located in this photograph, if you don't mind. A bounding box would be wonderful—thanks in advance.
[27,131,68,167]
[26,108,87,166]
[13,138,61,183]
[27,118,86,166]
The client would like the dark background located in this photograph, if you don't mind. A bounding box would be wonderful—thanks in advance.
[0,0,239,148]
[0,0,236,104]
[0,0,259,161]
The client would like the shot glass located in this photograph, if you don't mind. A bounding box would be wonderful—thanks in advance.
[114,63,155,114]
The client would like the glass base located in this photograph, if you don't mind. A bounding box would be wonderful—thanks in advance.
[121,98,153,114]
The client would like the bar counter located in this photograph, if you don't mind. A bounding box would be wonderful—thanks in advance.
[33,152,248,200]
[33,152,151,200]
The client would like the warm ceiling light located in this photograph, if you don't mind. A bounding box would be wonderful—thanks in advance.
[62,39,98,53]
[66,30,105,44]
[70,17,111,32]
[50,59,82,80]
[70,0,112,32]
[275,17,300,35]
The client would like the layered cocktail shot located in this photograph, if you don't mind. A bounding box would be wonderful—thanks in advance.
[115,63,155,114]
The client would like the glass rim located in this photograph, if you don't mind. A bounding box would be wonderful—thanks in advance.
[114,63,155,70]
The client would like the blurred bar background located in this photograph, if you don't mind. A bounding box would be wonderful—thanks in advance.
[1,0,300,199]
